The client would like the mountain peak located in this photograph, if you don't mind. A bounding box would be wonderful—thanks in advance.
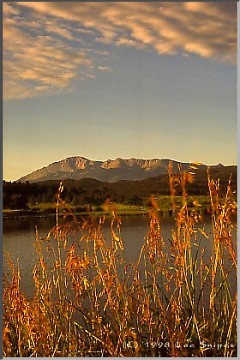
[18,156,207,183]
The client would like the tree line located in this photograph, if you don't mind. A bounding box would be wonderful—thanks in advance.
[3,165,237,210]
[3,179,144,210]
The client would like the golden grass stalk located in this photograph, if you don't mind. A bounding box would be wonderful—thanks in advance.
[3,166,237,357]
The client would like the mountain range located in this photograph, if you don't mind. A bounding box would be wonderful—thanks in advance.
[18,156,228,183]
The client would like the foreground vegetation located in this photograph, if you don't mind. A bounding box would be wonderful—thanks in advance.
[3,165,237,356]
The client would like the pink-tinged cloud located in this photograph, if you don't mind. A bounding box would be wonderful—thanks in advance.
[3,2,236,100]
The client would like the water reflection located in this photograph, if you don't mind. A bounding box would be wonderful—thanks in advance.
[3,214,237,298]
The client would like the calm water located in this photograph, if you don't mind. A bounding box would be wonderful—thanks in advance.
[3,215,237,297]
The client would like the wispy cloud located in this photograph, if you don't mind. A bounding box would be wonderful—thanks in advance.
[98,66,111,72]
[3,2,236,100]
[3,4,96,100]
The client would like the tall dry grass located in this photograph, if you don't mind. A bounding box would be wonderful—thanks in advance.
[3,165,237,357]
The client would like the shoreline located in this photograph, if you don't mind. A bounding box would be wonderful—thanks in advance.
[3,207,210,220]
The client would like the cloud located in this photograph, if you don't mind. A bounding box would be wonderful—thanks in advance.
[98,66,111,72]
[3,7,96,100]
[3,2,236,100]
[45,24,74,40]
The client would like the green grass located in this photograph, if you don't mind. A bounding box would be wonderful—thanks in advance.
[30,202,56,210]
[4,195,212,217]
[157,195,211,211]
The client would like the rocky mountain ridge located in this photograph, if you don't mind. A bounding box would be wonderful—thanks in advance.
[18,156,225,183]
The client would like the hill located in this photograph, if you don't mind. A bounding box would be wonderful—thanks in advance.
[19,156,198,182]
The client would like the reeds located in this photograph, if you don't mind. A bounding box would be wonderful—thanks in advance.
[3,165,237,357]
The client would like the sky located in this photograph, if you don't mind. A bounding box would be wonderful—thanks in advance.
[3,2,237,181]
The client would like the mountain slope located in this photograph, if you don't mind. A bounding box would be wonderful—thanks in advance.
[18,156,228,183]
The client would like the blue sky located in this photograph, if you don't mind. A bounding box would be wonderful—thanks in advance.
[3,2,237,181]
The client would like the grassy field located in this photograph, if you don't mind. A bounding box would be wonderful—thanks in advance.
[3,194,213,218]
[3,166,237,356]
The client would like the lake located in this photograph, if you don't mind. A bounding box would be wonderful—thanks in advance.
[3,214,237,298]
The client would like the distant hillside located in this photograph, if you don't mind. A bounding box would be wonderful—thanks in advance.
[18,156,226,183]
[36,165,237,198]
